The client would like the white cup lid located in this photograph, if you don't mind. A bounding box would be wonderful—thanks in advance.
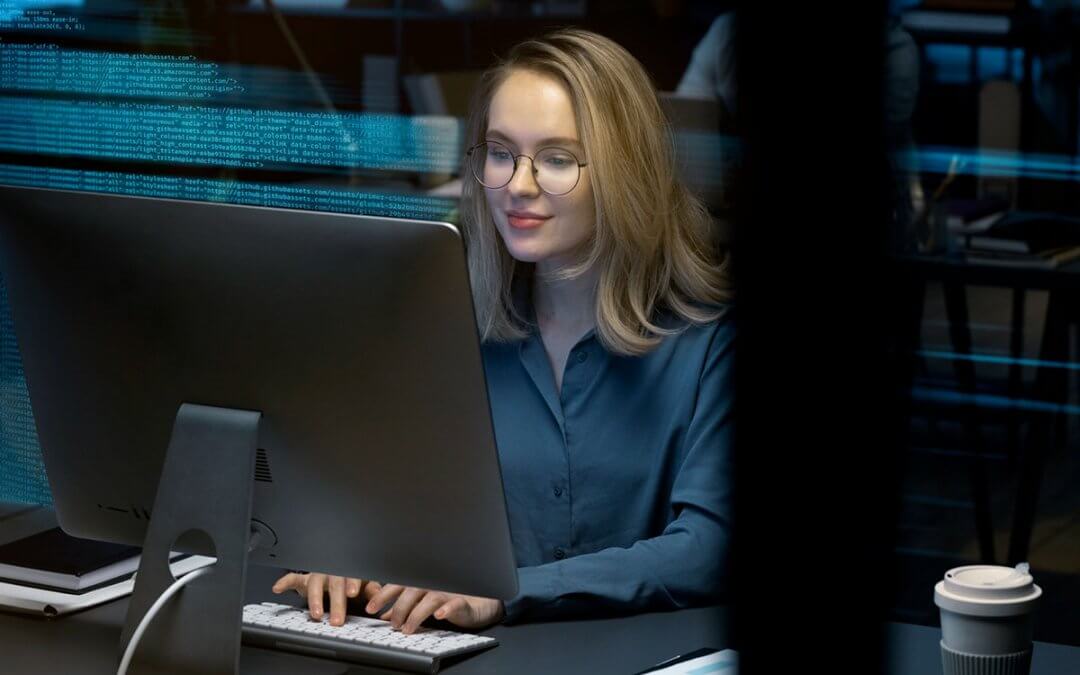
[934,564,1042,617]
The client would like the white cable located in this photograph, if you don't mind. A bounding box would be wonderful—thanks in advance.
[116,565,215,675]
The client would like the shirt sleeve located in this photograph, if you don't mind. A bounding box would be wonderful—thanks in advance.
[501,318,735,624]
[675,13,737,110]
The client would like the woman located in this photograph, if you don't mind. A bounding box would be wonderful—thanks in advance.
[273,27,734,634]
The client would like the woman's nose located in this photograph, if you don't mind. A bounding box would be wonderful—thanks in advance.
[507,157,541,197]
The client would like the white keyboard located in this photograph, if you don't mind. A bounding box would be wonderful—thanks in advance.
[241,602,498,673]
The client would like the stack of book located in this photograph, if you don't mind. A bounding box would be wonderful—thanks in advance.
[961,212,1080,269]
[0,527,213,617]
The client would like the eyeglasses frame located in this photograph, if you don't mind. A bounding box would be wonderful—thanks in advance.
[465,140,589,196]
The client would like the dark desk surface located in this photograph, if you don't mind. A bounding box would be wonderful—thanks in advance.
[0,564,1077,674]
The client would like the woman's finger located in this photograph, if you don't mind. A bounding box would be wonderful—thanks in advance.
[306,573,327,620]
[365,583,405,615]
[327,575,348,626]
[402,592,447,634]
[388,587,426,630]
[271,572,302,595]
[360,579,383,601]
[345,577,361,598]
[435,596,471,624]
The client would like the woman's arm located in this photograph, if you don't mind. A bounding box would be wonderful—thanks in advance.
[273,320,735,630]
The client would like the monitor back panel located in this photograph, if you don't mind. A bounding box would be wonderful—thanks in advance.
[0,185,518,600]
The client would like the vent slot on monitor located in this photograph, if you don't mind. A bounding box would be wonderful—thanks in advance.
[254,448,273,483]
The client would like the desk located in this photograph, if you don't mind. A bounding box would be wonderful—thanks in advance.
[0,565,1077,674]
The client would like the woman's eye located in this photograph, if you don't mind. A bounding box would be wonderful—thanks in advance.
[489,149,513,162]
[544,155,573,168]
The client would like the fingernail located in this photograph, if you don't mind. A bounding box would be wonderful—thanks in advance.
[366,603,375,613]
[435,609,445,619]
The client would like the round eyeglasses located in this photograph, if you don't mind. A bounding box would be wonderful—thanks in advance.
[465,141,588,196]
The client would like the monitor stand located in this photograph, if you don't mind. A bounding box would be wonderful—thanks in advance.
[118,403,286,675]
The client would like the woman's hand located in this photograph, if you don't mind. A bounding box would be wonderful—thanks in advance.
[271,572,382,626]
[364,584,505,634]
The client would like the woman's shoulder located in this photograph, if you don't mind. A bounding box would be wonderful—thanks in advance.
[656,302,735,349]
[479,334,520,361]
[617,303,734,375]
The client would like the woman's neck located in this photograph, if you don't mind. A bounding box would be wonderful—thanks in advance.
[532,260,598,336]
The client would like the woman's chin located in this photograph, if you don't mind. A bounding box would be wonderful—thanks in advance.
[503,242,549,264]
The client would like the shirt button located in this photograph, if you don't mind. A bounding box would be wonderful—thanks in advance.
[576,352,588,363]
[553,486,562,497]
[553,548,566,560]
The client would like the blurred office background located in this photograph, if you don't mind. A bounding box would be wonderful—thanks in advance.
[0,0,1076,656]
[890,0,1080,648]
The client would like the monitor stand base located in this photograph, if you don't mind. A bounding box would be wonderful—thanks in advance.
[119,403,261,675]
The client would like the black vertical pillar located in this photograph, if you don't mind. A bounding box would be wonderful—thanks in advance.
[732,4,903,674]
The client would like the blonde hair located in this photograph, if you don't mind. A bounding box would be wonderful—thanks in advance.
[461,28,731,356]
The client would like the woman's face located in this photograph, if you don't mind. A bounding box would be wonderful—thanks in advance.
[483,69,595,271]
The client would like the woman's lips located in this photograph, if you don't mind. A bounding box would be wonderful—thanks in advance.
[507,213,551,229]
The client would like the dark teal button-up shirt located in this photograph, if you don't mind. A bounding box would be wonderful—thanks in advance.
[480,305,734,623]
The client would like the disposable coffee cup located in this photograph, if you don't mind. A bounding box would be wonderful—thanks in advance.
[934,563,1041,675]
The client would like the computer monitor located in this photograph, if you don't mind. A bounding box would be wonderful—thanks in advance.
[0,185,518,673]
